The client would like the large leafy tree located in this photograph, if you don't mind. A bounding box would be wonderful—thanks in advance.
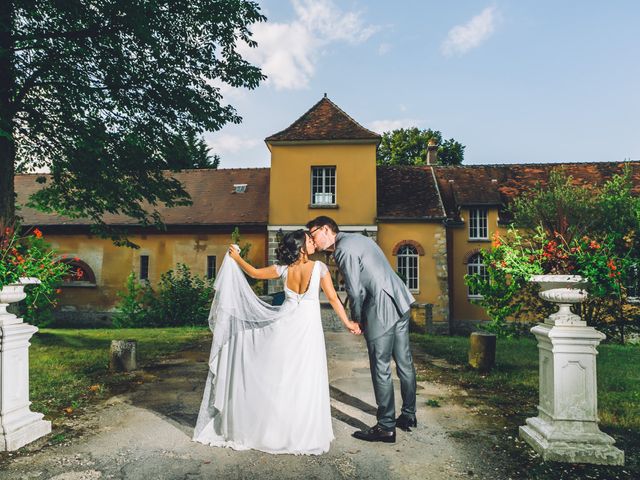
[376,127,465,166]
[0,0,265,243]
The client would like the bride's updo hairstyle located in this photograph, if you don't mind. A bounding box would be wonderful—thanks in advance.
[276,229,307,266]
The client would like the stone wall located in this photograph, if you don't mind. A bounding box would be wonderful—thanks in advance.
[432,227,450,329]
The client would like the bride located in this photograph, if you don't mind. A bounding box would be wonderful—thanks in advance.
[193,229,361,455]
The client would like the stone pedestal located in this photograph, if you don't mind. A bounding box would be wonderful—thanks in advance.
[519,275,624,465]
[0,282,51,451]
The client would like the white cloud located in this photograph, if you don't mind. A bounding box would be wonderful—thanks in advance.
[441,6,499,57]
[378,42,391,55]
[368,118,422,134]
[240,0,378,90]
[206,133,260,155]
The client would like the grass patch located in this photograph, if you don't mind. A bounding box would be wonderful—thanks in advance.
[30,327,210,420]
[412,333,640,479]
[412,333,640,432]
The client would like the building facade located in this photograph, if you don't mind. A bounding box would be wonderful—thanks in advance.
[15,96,640,330]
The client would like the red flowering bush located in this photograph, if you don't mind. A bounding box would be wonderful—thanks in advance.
[0,222,70,325]
[466,226,635,339]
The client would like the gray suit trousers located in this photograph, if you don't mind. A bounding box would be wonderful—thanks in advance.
[365,311,417,430]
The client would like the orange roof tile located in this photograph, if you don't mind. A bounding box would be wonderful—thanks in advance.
[265,96,380,142]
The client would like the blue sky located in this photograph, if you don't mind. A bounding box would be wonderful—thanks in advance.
[205,1,640,168]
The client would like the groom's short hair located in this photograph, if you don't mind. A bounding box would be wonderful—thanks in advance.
[306,216,339,234]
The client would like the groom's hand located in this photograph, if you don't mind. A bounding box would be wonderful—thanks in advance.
[348,321,362,335]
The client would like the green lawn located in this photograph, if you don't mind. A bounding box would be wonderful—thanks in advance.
[30,327,210,419]
[412,333,640,432]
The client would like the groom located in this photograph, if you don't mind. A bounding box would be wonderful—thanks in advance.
[307,216,417,443]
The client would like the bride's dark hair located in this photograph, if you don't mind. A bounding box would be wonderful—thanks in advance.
[276,230,308,266]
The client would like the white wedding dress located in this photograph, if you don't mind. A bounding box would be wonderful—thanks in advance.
[193,256,334,455]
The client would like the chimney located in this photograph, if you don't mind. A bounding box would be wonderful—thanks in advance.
[426,138,438,165]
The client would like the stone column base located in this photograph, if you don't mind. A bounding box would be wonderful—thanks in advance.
[1,411,51,451]
[519,418,624,465]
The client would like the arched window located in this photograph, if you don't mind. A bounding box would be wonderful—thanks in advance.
[466,253,487,298]
[60,258,97,286]
[397,245,419,291]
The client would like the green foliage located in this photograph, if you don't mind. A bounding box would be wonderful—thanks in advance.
[163,129,220,170]
[471,167,640,342]
[148,264,214,327]
[510,169,599,244]
[113,265,213,327]
[376,127,465,166]
[112,273,155,328]
[2,0,266,243]
[0,222,70,326]
[437,138,465,166]
[465,229,543,337]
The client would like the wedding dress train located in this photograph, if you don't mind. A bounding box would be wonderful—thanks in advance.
[193,256,334,455]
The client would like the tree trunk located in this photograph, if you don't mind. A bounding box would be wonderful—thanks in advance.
[0,1,16,227]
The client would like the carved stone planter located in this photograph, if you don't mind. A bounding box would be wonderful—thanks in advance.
[519,275,624,465]
[0,278,52,451]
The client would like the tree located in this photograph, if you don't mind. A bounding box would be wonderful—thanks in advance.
[1,1,265,245]
[376,127,465,166]
[163,129,220,170]
[510,169,599,245]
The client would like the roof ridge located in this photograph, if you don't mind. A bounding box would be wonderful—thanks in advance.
[265,95,380,142]
[321,96,380,139]
[432,160,640,168]
[265,97,326,141]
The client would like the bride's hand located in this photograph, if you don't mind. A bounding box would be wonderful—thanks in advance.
[345,320,362,335]
[228,244,241,261]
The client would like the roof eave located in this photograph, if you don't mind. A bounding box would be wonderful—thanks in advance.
[265,138,380,146]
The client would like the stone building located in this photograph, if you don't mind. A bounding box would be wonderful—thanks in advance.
[15,96,640,331]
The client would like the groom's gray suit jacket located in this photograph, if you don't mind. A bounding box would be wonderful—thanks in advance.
[333,232,416,340]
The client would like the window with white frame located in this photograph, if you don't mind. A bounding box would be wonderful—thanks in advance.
[397,245,419,291]
[467,253,488,298]
[469,207,489,240]
[311,166,336,205]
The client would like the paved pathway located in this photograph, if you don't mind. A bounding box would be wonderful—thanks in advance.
[2,326,500,479]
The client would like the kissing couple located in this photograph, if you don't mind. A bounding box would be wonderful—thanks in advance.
[193,216,417,455]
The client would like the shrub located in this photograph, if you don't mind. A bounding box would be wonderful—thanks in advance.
[113,265,213,327]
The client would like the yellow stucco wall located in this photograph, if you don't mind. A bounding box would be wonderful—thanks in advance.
[450,207,508,322]
[48,232,266,311]
[268,143,377,226]
[377,222,445,307]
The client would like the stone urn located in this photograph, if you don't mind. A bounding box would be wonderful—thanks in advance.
[0,278,39,322]
[519,274,624,465]
[0,276,52,451]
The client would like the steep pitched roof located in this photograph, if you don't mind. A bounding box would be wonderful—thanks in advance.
[16,168,270,227]
[432,161,640,223]
[376,166,446,220]
[265,96,381,143]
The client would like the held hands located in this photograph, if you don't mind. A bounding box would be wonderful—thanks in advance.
[345,320,362,335]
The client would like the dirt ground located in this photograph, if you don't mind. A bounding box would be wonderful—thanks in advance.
[0,328,509,480]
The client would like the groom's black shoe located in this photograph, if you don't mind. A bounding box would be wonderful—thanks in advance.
[396,414,417,432]
[352,425,396,443]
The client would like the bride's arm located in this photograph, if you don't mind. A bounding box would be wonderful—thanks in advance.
[320,271,362,335]
[228,245,280,280]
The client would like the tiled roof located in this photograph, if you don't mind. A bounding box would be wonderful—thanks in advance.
[265,96,381,142]
[16,168,270,227]
[376,166,446,220]
[432,161,640,223]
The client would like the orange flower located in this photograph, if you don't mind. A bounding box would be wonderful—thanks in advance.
[55,288,62,294]
[33,228,43,238]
